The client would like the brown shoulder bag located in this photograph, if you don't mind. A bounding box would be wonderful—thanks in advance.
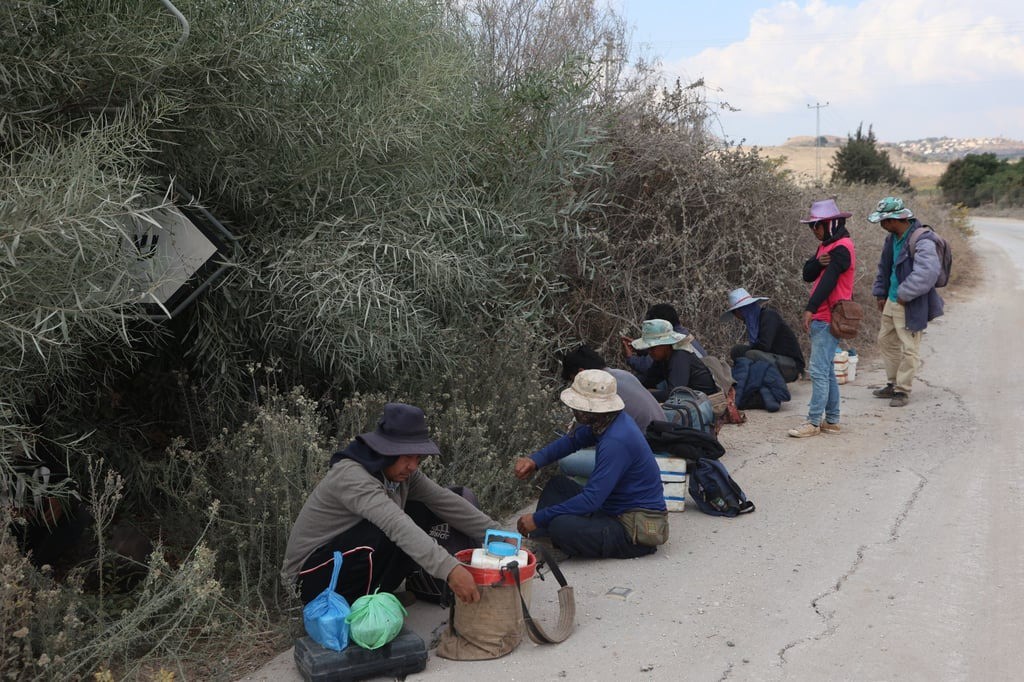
[829,299,863,340]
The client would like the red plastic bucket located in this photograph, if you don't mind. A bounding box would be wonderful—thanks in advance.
[455,548,536,586]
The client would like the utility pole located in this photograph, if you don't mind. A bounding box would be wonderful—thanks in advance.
[807,101,829,184]
[602,32,614,102]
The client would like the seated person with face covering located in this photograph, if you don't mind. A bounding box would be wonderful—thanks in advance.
[514,370,667,560]
[281,403,498,606]
[721,287,804,383]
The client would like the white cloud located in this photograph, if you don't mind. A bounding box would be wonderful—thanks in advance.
[666,0,1024,141]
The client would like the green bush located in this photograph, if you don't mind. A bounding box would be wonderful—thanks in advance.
[830,124,910,189]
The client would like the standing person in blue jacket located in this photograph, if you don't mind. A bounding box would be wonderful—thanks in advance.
[514,369,667,560]
[868,197,944,407]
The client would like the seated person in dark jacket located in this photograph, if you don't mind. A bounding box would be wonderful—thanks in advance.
[281,403,498,606]
[514,370,667,560]
[622,303,707,375]
[629,319,719,402]
[721,287,805,382]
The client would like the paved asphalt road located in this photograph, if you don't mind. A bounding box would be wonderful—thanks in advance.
[242,216,1024,682]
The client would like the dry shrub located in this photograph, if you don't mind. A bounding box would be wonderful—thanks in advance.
[1,508,262,681]
[333,327,564,519]
[555,83,813,362]
[158,377,331,611]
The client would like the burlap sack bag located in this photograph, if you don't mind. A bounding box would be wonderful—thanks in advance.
[437,546,574,660]
[436,579,532,660]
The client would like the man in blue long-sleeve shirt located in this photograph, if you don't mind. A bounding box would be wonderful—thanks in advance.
[514,369,667,560]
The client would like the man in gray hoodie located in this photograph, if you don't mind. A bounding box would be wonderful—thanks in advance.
[282,403,497,606]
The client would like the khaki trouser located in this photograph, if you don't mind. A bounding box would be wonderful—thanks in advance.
[878,298,922,394]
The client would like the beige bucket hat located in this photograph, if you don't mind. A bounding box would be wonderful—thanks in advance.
[559,369,625,414]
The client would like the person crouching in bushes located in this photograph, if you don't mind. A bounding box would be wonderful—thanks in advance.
[629,319,719,401]
[281,402,498,606]
[514,370,668,560]
[622,303,708,375]
[721,287,805,382]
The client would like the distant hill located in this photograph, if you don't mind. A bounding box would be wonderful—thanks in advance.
[742,142,948,189]
[781,135,846,147]
[778,135,1024,162]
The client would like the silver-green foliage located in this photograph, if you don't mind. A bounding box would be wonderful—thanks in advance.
[157,0,608,395]
[1,0,188,491]
[158,378,331,609]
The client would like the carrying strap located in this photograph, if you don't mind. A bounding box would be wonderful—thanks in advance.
[327,551,343,591]
[508,545,575,644]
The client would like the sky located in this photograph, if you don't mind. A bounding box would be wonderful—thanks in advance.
[615,0,1024,146]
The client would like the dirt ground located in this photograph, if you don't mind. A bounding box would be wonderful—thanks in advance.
[241,216,1024,681]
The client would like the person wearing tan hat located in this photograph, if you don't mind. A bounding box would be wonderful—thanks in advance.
[721,287,804,382]
[789,198,857,438]
[282,402,499,606]
[629,318,718,401]
[514,370,667,560]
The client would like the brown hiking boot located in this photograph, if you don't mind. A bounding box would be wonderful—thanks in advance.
[873,383,896,399]
[819,421,841,434]
[787,422,820,438]
[889,392,909,407]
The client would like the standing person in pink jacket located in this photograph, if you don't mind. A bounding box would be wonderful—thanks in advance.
[788,199,857,438]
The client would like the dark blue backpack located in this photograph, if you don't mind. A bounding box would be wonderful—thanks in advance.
[688,459,755,517]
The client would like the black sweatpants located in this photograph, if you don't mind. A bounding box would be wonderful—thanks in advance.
[297,502,435,605]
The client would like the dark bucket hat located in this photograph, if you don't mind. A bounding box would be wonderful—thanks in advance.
[359,402,440,456]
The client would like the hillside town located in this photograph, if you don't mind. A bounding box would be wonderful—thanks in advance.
[893,136,1024,161]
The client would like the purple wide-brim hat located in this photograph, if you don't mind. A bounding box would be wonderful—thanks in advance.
[359,402,441,456]
[799,198,853,223]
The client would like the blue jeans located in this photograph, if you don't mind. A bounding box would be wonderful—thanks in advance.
[807,320,841,424]
[536,476,656,560]
[558,449,595,479]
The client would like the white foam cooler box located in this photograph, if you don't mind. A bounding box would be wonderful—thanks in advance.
[654,453,687,512]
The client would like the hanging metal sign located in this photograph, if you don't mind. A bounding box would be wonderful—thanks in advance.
[125,184,235,319]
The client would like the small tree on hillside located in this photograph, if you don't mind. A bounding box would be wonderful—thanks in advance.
[830,123,910,188]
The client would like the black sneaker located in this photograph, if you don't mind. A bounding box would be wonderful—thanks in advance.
[392,590,418,608]
[873,383,896,398]
[889,392,909,407]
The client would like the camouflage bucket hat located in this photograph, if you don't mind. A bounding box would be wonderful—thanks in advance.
[868,196,914,223]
